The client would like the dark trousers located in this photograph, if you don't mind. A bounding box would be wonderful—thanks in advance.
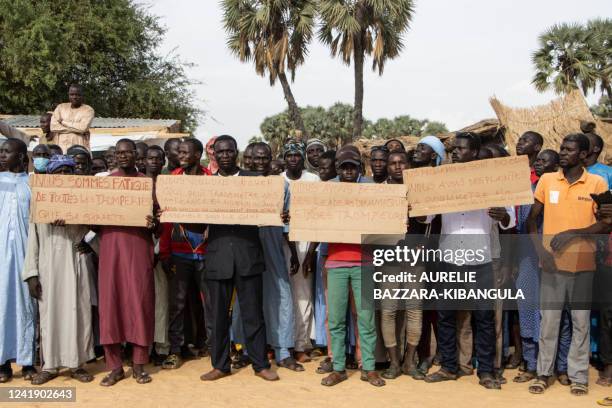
[168,256,207,354]
[204,273,269,373]
[436,262,495,375]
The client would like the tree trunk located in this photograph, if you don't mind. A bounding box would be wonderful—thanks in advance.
[352,34,364,143]
[278,72,308,141]
[605,82,612,101]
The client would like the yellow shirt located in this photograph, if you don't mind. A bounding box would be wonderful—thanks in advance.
[534,169,607,272]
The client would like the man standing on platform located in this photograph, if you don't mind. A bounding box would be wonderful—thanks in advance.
[50,84,95,153]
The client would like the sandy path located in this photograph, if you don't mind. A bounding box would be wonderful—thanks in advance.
[4,357,609,408]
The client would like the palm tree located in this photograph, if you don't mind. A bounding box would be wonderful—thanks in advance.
[222,0,316,139]
[318,0,415,141]
[586,18,612,99]
[532,23,601,96]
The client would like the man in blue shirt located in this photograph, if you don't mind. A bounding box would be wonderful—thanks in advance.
[584,130,612,189]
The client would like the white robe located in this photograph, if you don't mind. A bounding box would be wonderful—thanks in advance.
[22,223,94,370]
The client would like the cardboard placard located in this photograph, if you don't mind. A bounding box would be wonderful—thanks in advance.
[156,175,285,226]
[30,174,153,226]
[404,155,534,216]
[289,181,408,244]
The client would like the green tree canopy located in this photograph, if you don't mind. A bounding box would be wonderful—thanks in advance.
[0,0,201,131]
[259,103,447,156]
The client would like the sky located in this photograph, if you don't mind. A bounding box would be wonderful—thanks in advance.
[148,0,611,148]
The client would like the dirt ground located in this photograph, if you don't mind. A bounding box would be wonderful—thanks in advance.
[3,356,610,408]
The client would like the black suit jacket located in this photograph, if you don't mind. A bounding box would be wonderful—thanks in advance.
[204,170,265,280]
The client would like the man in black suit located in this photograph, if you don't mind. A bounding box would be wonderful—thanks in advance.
[199,135,279,382]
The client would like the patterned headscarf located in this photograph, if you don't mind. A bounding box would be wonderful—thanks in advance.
[46,154,75,173]
[283,140,306,160]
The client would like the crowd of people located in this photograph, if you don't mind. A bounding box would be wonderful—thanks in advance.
[0,85,612,402]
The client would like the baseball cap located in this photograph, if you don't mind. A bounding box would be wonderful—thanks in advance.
[336,145,361,166]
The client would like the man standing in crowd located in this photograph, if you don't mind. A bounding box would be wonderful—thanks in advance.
[0,138,37,383]
[370,146,388,183]
[305,138,326,175]
[251,142,303,371]
[380,150,424,380]
[412,135,446,168]
[321,144,384,387]
[104,147,117,172]
[242,142,256,171]
[91,157,108,175]
[583,128,612,188]
[23,155,95,385]
[135,142,149,174]
[282,141,320,362]
[516,131,544,184]
[32,144,51,174]
[67,145,92,175]
[160,138,210,369]
[514,149,572,384]
[163,138,182,174]
[200,135,277,382]
[97,139,157,386]
[424,132,515,390]
[50,84,95,153]
[527,134,608,397]
[384,139,405,153]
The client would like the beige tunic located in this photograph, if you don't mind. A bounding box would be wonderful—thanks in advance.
[50,103,95,152]
[22,223,94,370]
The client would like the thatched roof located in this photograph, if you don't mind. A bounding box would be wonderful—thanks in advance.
[490,90,612,164]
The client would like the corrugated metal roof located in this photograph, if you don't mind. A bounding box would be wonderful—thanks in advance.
[1,115,178,129]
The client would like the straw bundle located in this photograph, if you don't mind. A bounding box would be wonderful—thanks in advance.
[490,90,611,164]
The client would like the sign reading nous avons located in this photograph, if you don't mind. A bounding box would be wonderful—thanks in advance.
[29,174,153,227]
[404,155,534,217]
[156,175,286,226]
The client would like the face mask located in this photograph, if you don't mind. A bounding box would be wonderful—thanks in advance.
[33,157,49,173]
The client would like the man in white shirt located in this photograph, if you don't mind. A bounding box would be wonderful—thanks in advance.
[281,141,319,362]
[424,133,515,390]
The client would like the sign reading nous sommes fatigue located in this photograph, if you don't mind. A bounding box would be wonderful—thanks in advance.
[156,175,285,226]
[289,181,408,244]
[404,155,534,217]
[30,174,153,227]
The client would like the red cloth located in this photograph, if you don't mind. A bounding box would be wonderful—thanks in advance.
[327,243,362,262]
[159,223,207,261]
[98,170,155,347]
[171,165,212,176]
[104,344,149,370]
[530,167,539,185]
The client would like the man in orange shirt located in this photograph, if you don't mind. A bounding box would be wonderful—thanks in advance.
[526,134,609,397]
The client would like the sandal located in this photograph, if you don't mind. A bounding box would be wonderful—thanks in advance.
[277,357,304,372]
[294,351,311,363]
[557,372,571,386]
[570,383,588,396]
[529,376,551,394]
[598,376,612,387]
[21,366,37,381]
[132,370,152,384]
[31,371,58,385]
[597,397,612,406]
[70,368,94,383]
[316,357,333,374]
[479,373,501,390]
[403,366,425,380]
[321,370,348,386]
[0,368,12,383]
[361,370,386,387]
[505,353,522,369]
[99,370,125,387]
[513,370,536,383]
[382,364,402,380]
[424,369,457,383]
